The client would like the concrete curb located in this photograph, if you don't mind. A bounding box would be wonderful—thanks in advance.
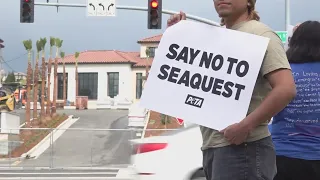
[0,157,22,162]
[21,115,80,159]
[63,106,76,110]
[0,165,131,170]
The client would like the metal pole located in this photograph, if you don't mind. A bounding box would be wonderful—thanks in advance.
[0,48,2,88]
[285,0,290,31]
[34,3,220,27]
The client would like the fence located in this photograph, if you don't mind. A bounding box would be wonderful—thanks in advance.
[0,127,180,169]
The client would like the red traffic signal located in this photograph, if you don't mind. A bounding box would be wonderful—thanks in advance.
[151,0,158,8]
[0,39,4,48]
[148,0,162,29]
[20,0,34,23]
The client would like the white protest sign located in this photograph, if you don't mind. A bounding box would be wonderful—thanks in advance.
[139,20,270,130]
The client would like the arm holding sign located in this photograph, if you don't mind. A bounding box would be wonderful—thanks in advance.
[221,31,297,145]
[167,11,186,27]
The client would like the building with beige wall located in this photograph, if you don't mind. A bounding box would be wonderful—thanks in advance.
[50,34,162,108]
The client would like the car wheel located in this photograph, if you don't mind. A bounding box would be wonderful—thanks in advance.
[190,169,206,180]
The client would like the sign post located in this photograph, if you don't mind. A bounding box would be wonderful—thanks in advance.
[276,31,288,44]
[87,0,116,17]
[139,20,270,130]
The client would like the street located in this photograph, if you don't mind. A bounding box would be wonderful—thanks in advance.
[10,109,134,168]
[0,167,134,179]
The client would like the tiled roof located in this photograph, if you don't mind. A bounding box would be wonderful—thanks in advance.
[56,50,137,64]
[137,34,162,43]
[54,50,153,68]
[51,34,160,67]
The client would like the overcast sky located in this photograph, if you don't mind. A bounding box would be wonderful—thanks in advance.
[0,0,319,72]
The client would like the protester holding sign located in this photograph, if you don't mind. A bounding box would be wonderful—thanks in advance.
[167,0,296,180]
[271,20,320,180]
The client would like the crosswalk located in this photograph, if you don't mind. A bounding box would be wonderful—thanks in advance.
[0,167,135,180]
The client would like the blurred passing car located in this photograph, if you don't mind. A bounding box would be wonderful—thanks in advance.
[130,124,205,180]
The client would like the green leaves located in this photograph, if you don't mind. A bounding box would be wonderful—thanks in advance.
[75,52,79,59]
[60,51,65,58]
[40,37,47,50]
[55,38,63,48]
[50,36,55,47]
[22,39,32,51]
[36,40,42,52]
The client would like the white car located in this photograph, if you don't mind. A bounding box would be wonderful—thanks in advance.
[130,124,205,180]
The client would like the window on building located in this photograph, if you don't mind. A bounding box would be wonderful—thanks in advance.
[57,73,68,100]
[78,73,98,99]
[136,73,143,99]
[147,47,157,57]
[108,72,119,98]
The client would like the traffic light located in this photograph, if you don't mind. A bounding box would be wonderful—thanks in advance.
[148,0,162,29]
[0,39,4,49]
[20,0,34,23]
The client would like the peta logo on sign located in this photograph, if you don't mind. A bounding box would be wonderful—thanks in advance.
[185,94,204,108]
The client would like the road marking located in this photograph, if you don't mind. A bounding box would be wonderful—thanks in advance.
[0,172,118,175]
[10,161,21,166]
[0,178,131,180]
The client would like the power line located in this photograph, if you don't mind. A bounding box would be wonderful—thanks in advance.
[3,52,28,63]
[0,56,17,73]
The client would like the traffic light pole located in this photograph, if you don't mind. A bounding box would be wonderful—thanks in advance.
[34,2,220,27]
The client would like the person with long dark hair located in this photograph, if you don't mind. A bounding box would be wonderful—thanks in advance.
[271,20,320,180]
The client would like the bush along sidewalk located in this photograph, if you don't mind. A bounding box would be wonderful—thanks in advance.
[144,111,183,138]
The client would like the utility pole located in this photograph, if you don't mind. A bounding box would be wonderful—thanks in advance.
[34,2,220,27]
[0,39,4,88]
[285,0,290,31]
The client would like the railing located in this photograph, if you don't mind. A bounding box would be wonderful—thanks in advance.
[0,128,180,169]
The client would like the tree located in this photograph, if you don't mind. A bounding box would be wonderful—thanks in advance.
[19,79,26,86]
[32,40,42,126]
[60,51,66,106]
[46,37,55,116]
[22,39,33,133]
[40,37,47,121]
[52,38,63,114]
[5,72,16,83]
[75,52,79,98]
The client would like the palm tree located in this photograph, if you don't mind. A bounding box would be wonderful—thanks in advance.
[32,40,41,126]
[22,39,32,133]
[60,51,66,106]
[52,38,63,114]
[46,37,55,117]
[40,38,47,122]
[75,52,79,98]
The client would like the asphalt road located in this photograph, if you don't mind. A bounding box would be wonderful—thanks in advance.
[11,109,134,168]
[0,167,135,179]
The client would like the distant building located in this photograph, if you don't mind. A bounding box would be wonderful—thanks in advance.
[50,34,162,108]
[14,72,27,81]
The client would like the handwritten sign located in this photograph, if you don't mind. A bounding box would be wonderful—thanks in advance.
[279,63,320,136]
[139,20,269,130]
